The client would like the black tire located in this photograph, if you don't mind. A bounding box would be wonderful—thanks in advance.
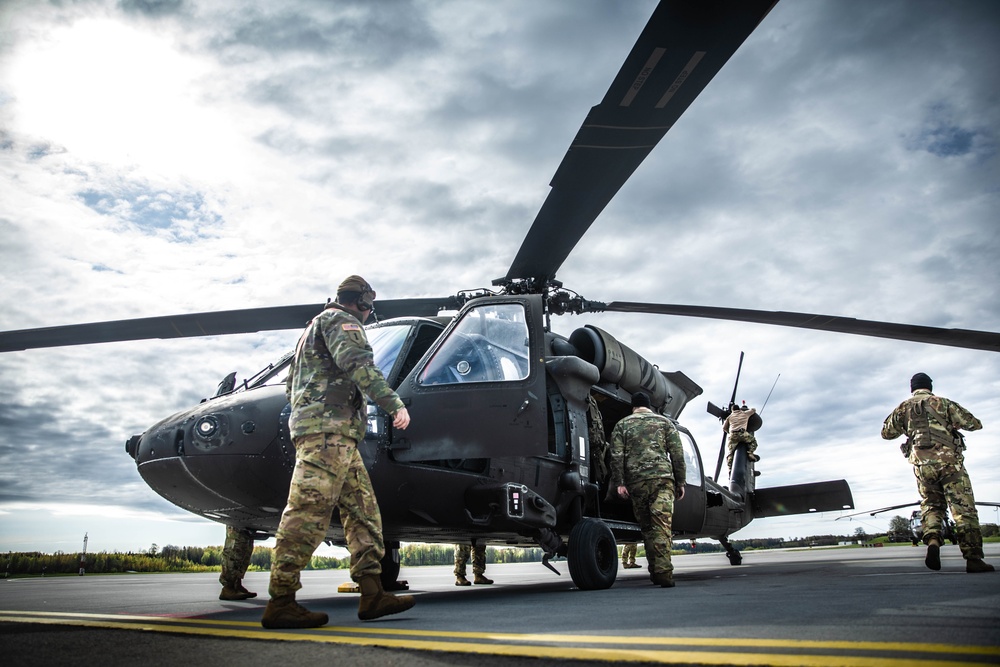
[727,550,743,566]
[567,518,618,590]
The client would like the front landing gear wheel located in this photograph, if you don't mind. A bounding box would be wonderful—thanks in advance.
[727,550,743,566]
[567,518,618,590]
[380,544,406,590]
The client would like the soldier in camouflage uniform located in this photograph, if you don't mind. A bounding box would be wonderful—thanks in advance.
[261,276,417,629]
[610,392,686,587]
[724,403,759,471]
[881,373,994,574]
[621,542,640,569]
[219,525,257,601]
[454,543,492,586]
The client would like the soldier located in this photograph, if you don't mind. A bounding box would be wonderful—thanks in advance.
[219,525,257,601]
[262,275,416,629]
[453,543,493,586]
[724,402,760,471]
[610,391,686,588]
[881,373,994,574]
[621,542,640,569]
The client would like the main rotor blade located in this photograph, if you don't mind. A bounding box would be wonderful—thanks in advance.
[602,302,1000,352]
[504,0,778,285]
[0,298,456,352]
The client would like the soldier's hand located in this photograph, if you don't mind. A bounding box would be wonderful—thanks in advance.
[393,407,411,430]
[617,485,629,499]
[677,486,686,501]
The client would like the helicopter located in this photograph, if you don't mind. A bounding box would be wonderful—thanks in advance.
[839,501,1000,547]
[2,0,999,592]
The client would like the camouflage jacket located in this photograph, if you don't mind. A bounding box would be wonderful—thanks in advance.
[881,389,982,465]
[285,303,404,441]
[610,408,686,488]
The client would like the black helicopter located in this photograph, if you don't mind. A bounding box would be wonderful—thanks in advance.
[2,0,999,591]
[840,502,1000,547]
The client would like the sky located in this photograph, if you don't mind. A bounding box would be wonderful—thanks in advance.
[0,0,998,557]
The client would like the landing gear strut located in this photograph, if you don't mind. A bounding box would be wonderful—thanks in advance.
[720,537,742,566]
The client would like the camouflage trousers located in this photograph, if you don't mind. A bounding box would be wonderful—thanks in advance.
[621,542,637,565]
[912,459,983,559]
[726,431,757,469]
[220,525,254,587]
[627,478,676,576]
[269,432,385,598]
[454,543,487,577]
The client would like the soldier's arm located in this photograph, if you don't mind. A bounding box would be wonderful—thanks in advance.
[666,425,686,488]
[946,400,983,432]
[881,407,904,440]
[609,426,625,489]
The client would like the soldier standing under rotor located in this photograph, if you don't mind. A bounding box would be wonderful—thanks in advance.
[724,402,760,471]
[219,526,256,601]
[453,543,493,586]
[262,275,416,629]
[610,391,686,588]
[881,372,994,574]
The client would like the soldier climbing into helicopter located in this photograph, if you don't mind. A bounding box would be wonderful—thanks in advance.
[724,401,760,472]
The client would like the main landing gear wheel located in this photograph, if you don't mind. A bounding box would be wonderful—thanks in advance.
[567,518,618,590]
[380,544,406,590]
[719,537,742,566]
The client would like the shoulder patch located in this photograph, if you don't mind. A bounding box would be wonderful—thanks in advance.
[342,323,362,331]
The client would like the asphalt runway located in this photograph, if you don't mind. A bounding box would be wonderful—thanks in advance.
[2,543,999,666]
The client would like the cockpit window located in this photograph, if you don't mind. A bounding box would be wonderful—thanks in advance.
[419,303,530,386]
[368,324,414,379]
[245,324,414,390]
[678,430,703,488]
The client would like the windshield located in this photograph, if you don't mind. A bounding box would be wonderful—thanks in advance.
[419,302,529,385]
[243,324,413,390]
[369,324,415,378]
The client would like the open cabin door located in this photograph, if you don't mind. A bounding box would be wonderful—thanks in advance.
[390,295,548,463]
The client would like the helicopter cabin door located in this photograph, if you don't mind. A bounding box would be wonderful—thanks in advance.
[390,295,547,463]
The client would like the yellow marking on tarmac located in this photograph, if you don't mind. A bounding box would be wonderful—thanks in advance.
[1,611,997,667]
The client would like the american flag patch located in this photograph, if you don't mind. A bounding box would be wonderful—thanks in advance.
[342,323,362,331]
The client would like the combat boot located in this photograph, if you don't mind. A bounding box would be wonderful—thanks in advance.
[966,558,995,573]
[473,574,494,585]
[455,574,471,586]
[219,585,252,601]
[260,594,328,629]
[236,580,258,598]
[358,574,416,620]
[925,541,941,571]
[651,573,675,588]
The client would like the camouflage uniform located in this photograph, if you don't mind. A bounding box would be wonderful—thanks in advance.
[269,302,405,599]
[881,388,985,560]
[587,394,610,488]
[454,544,488,577]
[610,408,686,579]
[220,525,254,588]
[621,542,638,567]
[724,406,758,470]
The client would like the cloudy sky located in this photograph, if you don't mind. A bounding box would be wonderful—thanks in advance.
[1,0,998,557]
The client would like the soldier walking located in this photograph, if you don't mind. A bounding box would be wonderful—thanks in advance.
[219,526,256,600]
[881,373,994,574]
[610,392,686,587]
[262,275,416,629]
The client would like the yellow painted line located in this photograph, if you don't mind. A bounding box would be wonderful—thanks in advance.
[0,611,996,667]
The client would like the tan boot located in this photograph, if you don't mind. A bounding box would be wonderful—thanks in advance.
[358,575,416,621]
[219,585,252,601]
[966,558,995,573]
[651,573,675,588]
[473,574,493,585]
[261,594,328,629]
[455,574,471,586]
[236,580,257,598]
